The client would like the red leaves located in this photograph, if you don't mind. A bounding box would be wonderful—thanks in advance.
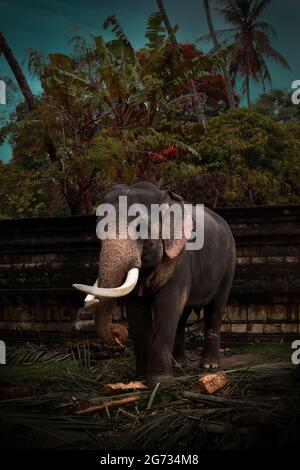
[136,146,181,181]
[134,49,150,67]
[182,43,199,60]
[162,145,180,158]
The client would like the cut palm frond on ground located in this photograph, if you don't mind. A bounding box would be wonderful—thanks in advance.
[0,361,299,450]
[8,343,71,366]
[7,339,128,367]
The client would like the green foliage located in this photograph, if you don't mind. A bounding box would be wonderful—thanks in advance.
[145,12,167,50]
[103,16,133,49]
[195,108,287,172]
[0,160,68,218]
[161,108,300,206]
[1,11,299,217]
[253,89,300,122]
[2,13,213,216]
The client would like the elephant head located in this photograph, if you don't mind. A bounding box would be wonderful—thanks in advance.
[73,181,193,346]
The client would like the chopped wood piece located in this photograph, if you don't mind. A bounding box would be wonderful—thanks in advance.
[76,395,141,415]
[192,371,228,394]
[102,381,148,395]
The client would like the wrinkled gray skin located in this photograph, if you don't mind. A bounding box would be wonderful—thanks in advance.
[92,181,235,387]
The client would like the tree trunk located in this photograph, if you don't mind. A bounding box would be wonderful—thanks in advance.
[246,74,251,108]
[156,0,207,130]
[0,32,35,111]
[203,0,236,109]
[188,79,207,130]
[156,0,177,45]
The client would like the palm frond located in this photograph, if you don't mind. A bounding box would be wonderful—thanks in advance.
[103,16,135,65]
[26,49,47,77]
[120,362,300,451]
[249,0,272,21]
[0,395,105,449]
[196,28,236,45]
[145,12,167,51]
[253,31,291,70]
[8,343,71,366]
[1,362,299,450]
[217,0,247,26]
[254,21,277,38]
[144,129,200,158]
[103,16,133,52]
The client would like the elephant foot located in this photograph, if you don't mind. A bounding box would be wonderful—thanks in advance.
[146,373,175,389]
[199,349,220,369]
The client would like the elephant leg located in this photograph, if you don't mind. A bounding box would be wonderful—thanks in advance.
[147,281,181,387]
[173,307,191,365]
[199,299,221,368]
[199,275,232,369]
[126,297,152,378]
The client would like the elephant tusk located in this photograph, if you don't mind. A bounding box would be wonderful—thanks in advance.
[84,280,99,309]
[73,268,139,298]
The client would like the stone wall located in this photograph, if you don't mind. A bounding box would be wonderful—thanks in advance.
[219,205,300,341]
[0,205,299,342]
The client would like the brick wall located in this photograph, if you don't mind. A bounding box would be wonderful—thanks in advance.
[0,205,299,342]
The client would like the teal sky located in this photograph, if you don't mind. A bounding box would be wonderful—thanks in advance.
[0,0,298,162]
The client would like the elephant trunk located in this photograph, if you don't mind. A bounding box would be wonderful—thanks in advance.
[94,239,141,346]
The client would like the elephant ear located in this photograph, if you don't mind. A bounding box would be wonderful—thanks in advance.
[162,190,193,259]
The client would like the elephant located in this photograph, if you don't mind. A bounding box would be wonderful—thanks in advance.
[73,181,236,387]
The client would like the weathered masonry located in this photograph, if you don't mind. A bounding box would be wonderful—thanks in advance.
[0,205,299,342]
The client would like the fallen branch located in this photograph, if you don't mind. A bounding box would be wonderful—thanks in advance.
[76,395,141,415]
[102,381,148,396]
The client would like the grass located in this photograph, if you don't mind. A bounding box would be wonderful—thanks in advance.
[0,342,291,386]
[235,342,292,363]
[0,340,135,386]
[0,362,75,385]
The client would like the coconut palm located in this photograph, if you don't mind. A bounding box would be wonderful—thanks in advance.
[208,0,290,107]
[203,0,236,109]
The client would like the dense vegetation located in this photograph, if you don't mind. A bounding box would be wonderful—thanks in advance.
[0,2,299,218]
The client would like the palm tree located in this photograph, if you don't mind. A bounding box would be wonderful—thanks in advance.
[203,0,236,109]
[0,32,35,110]
[212,0,290,107]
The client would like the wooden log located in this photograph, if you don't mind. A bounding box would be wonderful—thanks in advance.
[192,372,228,394]
[76,394,141,415]
[102,381,148,396]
